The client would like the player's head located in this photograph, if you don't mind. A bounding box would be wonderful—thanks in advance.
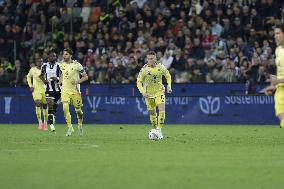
[63,48,73,62]
[274,24,284,46]
[48,50,57,63]
[146,51,157,67]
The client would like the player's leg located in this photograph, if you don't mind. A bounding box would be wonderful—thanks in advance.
[145,98,157,129]
[274,87,284,128]
[62,93,74,136]
[278,113,284,128]
[53,92,61,121]
[41,93,48,131]
[47,97,56,131]
[34,99,42,129]
[51,92,61,131]
[149,109,157,128]
[72,93,84,135]
[156,94,166,139]
[157,94,166,129]
[42,103,48,131]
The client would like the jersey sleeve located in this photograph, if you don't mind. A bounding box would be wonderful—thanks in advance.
[136,68,146,95]
[56,64,61,80]
[77,62,85,74]
[27,68,33,88]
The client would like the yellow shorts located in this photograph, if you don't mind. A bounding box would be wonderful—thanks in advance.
[145,94,165,111]
[61,92,82,108]
[32,91,47,104]
[274,86,284,116]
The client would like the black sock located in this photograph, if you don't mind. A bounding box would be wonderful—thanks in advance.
[48,108,56,125]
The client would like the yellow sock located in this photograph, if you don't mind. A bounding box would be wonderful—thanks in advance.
[35,106,42,123]
[157,111,165,129]
[75,108,83,127]
[150,114,157,128]
[281,120,284,128]
[63,103,72,127]
[43,108,48,124]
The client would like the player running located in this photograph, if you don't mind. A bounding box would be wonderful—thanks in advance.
[27,58,48,130]
[59,48,88,136]
[264,24,284,128]
[137,51,172,139]
[40,51,61,132]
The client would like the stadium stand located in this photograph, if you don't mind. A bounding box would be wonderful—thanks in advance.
[0,0,283,87]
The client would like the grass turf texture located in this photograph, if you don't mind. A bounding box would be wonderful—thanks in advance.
[0,124,284,189]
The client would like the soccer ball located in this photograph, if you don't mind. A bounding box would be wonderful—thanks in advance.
[148,129,159,140]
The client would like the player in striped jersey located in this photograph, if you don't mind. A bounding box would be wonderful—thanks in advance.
[40,51,61,132]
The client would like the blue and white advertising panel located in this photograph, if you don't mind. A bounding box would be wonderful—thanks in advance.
[0,95,277,125]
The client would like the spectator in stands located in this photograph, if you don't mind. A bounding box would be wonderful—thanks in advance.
[245,70,256,95]
[125,56,140,83]
[0,0,283,85]
[130,0,147,9]
[171,49,186,71]
[88,69,96,84]
[0,67,11,85]
[222,59,238,82]
[83,48,95,67]
[189,38,205,60]
[211,19,223,38]
[12,59,25,85]
[161,50,173,69]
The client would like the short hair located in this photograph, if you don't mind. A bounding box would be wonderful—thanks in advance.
[147,51,156,56]
[48,49,56,55]
[245,70,252,76]
[275,24,284,33]
[63,48,73,55]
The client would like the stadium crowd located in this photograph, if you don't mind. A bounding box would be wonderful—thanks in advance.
[0,0,284,88]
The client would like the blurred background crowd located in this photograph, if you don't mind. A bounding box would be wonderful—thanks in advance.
[0,0,283,91]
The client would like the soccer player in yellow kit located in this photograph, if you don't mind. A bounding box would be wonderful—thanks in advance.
[59,48,88,136]
[264,24,284,128]
[137,51,172,139]
[27,58,48,130]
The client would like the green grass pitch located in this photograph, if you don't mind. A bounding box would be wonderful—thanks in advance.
[0,124,284,189]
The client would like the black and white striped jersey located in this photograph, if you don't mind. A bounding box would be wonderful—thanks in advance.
[41,62,61,92]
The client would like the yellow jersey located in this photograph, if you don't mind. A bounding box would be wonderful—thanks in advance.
[275,46,284,87]
[137,62,171,98]
[59,60,84,94]
[27,67,45,93]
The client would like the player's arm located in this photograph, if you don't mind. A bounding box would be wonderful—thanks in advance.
[269,74,284,86]
[262,85,276,95]
[55,64,61,81]
[163,66,172,93]
[58,64,63,85]
[137,69,148,97]
[72,64,88,85]
[39,64,47,84]
[39,74,46,84]
[77,71,88,84]
[27,69,34,92]
[275,78,284,85]
[58,74,63,85]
